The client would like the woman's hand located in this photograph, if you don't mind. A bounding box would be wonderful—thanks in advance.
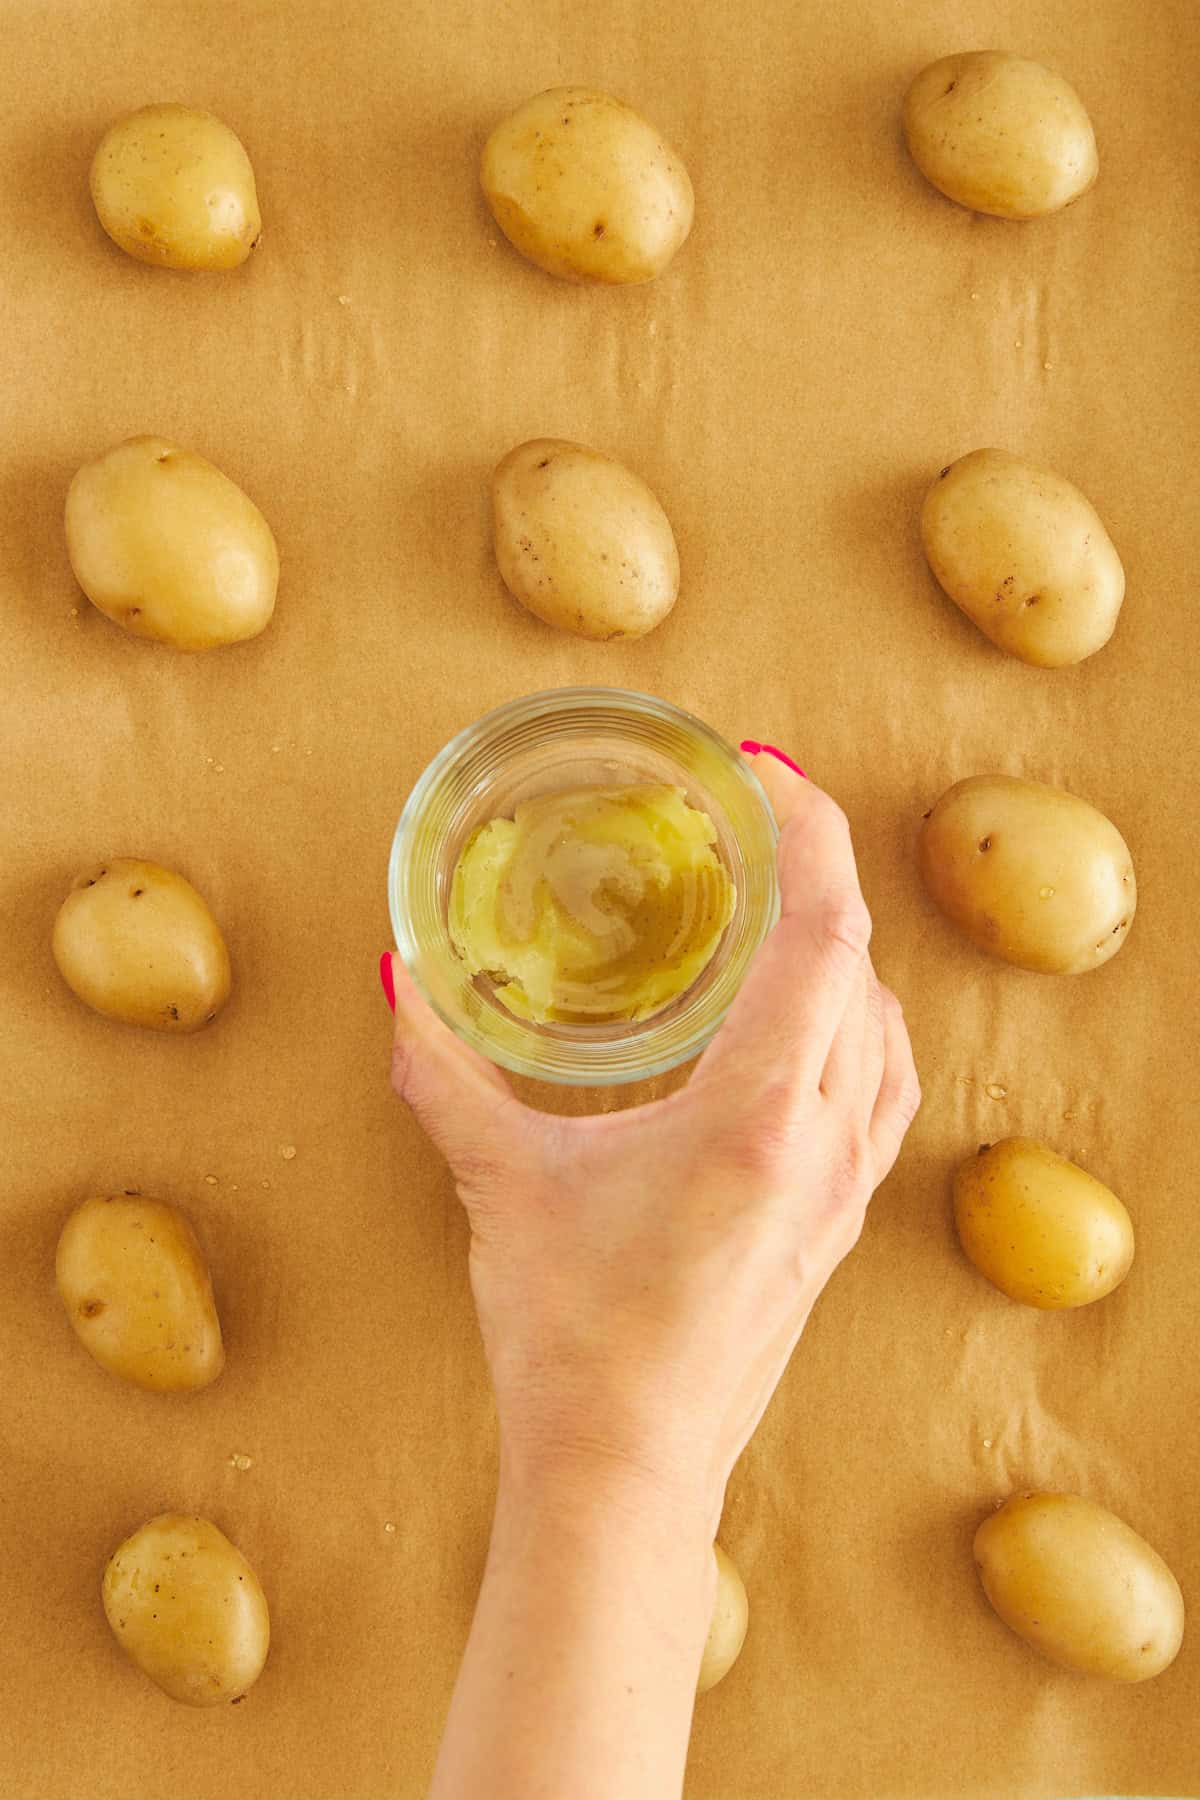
[386,757,920,1533]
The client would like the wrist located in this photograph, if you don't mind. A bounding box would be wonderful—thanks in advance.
[496,1425,721,1559]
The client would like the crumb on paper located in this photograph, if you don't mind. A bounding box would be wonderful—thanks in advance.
[1043,360,1054,370]
[204,1174,218,1186]
[271,743,282,753]
[384,1522,397,1535]
[280,1144,297,1161]
[985,1083,1007,1101]
[228,1453,253,1472]
[261,1179,272,1190]
[214,763,225,774]
[982,1438,993,1449]
[337,294,351,305]
[1014,340,1023,350]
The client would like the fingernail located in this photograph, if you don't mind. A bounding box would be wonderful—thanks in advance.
[379,951,396,1013]
[739,740,807,778]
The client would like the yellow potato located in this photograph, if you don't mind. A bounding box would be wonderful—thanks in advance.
[102,1514,269,1705]
[954,1139,1134,1308]
[481,86,693,283]
[52,858,231,1032]
[56,1194,224,1391]
[974,1493,1184,1681]
[921,450,1124,668]
[698,1544,748,1694]
[66,435,278,650]
[493,438,678,640]
[903,52,1097,219]
[918,775,1135,974]
[90,103,261,270]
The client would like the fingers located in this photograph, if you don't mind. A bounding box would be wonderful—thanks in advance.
[868,987,921,1183]
[742,749,806,829]
[699,781,872,1100]
[820,960,886,1113]
[387,954,524,1176]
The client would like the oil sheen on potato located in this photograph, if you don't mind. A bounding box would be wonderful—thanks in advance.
[448,785,736,1023]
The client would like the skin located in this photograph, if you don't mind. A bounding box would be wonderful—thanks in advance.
[102,1514,269,1705]
[902,52,1098,220]
[493,439,679,640]
[918,775,1136,974]
[55,1194,224,1390]
[481,86,693,284]
[921,450,1125,668]
[388,757,921,1800]
[974,1493,1184,1681]
[953,1137,1134,1308]
[52,857,231,1032]
[90,104,261,270]
[65,436,279,651]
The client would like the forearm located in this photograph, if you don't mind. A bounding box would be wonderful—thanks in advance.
[430,1455,715,1800]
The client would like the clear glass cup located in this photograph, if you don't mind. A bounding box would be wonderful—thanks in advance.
[388,687,780,1085]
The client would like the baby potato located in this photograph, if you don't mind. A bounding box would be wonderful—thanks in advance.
[56,1194,223,1391]
[918,775,1135,974]
[65,435,278,650]
[698,1544,749,1694]
[954,1138,1134,1308]
[52,858,231,1032]
[481,86,693,283]
[974,1493,1184,1681]
[903,52,1097,219]
[493,438,678,640]
[921,450,1125,668]
[103,1514,270,1705]
[90,103,261,270]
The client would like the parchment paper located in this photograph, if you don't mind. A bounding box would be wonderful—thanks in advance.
[1,2,1196,1795]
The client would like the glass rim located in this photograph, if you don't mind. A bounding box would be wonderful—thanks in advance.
[388,686,780,1086]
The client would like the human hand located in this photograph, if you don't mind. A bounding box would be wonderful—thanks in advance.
[385,756,920,1534]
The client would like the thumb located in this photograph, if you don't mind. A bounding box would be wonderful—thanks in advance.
[385,953,524,1176]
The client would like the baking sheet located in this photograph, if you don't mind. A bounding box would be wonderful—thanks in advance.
[1,1,1197,1795]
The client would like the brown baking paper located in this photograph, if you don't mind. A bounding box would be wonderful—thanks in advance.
[1,2,1197,1795]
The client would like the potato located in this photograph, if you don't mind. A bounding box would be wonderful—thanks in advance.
[481,86,693,283]
[493,438,678,640]
[903,53,1098,220]
[90,103,261,270]
[974,1493,1184,1681]
[698,1544,748,1694]
[56,1194,224,1391]
[102,1514,269,1705]
[918,776,1135,974]
[954,1138,1134,1308]
[52,858,231,1032]
[921,450,1124,668]
[65,435,278,650]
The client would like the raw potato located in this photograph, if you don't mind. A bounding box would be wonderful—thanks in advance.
[918,775,1135,974]
[481,86,693,283]
[493,438,679,640]
[974,1493,1184,1681]
[698,1544,749,1694]
[65,435,278,650]
[954,1138,1134,1308]
[903,52,1098,219]
[921,450,1125,668]
[90,103,261,270]
[102,1514,269,1706]
[52,858,231,1032]
[55,1194,224,1391]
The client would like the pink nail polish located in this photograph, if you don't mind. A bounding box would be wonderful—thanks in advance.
[379,951,396,1013]
[739,740,807,779]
